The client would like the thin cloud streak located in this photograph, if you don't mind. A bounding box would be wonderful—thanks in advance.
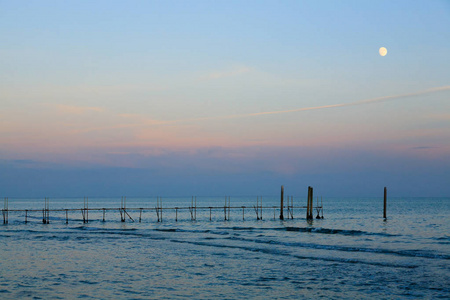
[165,85,450,124]
[57,85,450,135]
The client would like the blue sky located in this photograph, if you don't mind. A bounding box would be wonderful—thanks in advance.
[1,0,449,197]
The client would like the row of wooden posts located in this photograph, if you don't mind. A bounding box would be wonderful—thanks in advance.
[2,186,388,225]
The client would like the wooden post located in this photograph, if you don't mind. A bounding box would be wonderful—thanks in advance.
[209,207,212,221]
[260,196,263,220]
[103,208,105,222]
[306,187,310,219]
[176,207,178,222]
[280,185,284,220]
[25,210,28,224]
[139,208,142,223]
[5,198,8,224]
[159,197,162,222]
[384,187,387,219]
[321,197,324,218]
[291,196,294,219]
[86,197,89,223]
[65,209,68,224]
[242,206,245,221]
[224,197,227,221]
[228,196,231,221]
[307,186,314,220]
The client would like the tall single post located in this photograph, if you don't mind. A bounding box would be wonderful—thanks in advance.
[86,197,89,223]
[228,196,231,221]
[306,187,310,219]
[307,186,314,220]
[383,187,387,219]
[280,185,284,220]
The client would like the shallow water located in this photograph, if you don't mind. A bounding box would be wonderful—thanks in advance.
[1,197,449,299]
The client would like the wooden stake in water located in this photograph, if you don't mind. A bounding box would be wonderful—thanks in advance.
[307,187,314,220]
[280,185,284,220]
[254,196,260,220]
[384,187,387,219]
[3,197,8,224]
[260,196,263,220]
[228,196,231,221]
[86,197,89,223]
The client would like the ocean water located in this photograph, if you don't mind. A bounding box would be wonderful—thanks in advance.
[0,196,449,299]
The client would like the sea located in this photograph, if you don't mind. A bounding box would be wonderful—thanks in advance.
[0,196,449,299]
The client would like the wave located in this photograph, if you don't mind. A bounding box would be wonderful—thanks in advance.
[169,239,418,269]
[224,236,450,260]
[217,226,399,237]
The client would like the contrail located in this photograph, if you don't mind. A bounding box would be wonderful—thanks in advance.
[165,85,450,124]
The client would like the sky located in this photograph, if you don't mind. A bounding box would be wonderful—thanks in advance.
[1,0,449,197]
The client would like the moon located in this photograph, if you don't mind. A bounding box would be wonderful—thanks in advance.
[379,47,387,56]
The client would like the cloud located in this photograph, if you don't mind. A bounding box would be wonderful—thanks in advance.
[163,85,450,124]
[53,104,105,115]
[412,146,438,150]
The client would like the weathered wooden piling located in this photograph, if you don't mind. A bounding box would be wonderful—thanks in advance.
[103,208,105,222]
[65,209,68,224]
[3,198,8,224]
[306,187,310,219]
[120,196,125,222]
[383,187,387,219]
[190,196,195,221]
[25,209,28,224]
[254,196,260,220]
[291,196,294,219]
[83,197,89,223]
[280,185,284,220]
[43,197,50,224]
[307,187,314,220]
[156,197,161,222]
[86,197,89,223]
[228,197,231,220]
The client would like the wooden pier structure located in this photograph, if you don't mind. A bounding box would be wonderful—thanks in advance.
[2,186,328,225]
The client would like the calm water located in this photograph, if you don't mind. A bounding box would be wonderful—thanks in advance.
[1,196,449,299]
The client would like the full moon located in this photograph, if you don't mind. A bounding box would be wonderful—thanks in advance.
[379,47,387,56]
